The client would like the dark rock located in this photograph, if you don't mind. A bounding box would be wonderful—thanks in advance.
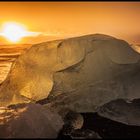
[0,103,63,138]
[98,99,140,126]
[70,129,101,139]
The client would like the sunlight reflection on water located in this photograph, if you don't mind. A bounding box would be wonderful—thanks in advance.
[0,62,13,84]
[0,44,32,84]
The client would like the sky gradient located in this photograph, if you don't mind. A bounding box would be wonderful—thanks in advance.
[0,2,140,44]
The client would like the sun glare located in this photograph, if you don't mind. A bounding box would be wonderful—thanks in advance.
[0,22,39,43]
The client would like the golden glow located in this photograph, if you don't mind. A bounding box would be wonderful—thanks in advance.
[0,22,40,43]
[0,2,140,44]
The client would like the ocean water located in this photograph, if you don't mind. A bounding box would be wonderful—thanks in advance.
[0,44,32,84]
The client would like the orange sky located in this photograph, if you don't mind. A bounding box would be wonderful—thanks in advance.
[0,2,140,44]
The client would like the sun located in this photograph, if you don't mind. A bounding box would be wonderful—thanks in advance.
[0,22,39,43]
